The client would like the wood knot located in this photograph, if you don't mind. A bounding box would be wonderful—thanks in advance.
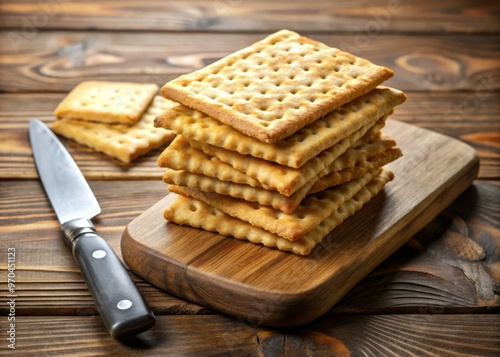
[442,231,485,262]
[396,53,461,86]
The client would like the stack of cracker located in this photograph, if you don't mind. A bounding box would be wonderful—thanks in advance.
[154,30,407,255]
[51,81,176,163]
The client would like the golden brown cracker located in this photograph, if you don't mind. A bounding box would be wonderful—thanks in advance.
[160,30,394,143]
[54,81,159,125]
[157,136,265,188]
[51,96,175,163]
[163,167,327,215]
[168,169,379,241]
[164,169,394,255]
[191,114,388,196]
[162,135,399,213]
[155,87,406,168]
[309,147,402,193]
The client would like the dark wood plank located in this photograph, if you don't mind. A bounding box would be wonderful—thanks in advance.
[0,179,497,316]
[0,179,210,316]
[0,31,498,93]
[290,314,500,356]
[8,314,500,356]
[11,315,265,356]
[2,92,497,180]
[334,182,500,313]
[0,0,499,33]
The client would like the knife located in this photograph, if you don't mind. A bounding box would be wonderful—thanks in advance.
[28,119,155,339]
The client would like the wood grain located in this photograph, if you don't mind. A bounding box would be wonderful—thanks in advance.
[293,314,500,356]
[0,0,498,33]
[0,0,498,353]
[1,180,497,317]
[0,31,498,93]
[121,120,480,326]
[1,91,498,180]
[8,314,499,356]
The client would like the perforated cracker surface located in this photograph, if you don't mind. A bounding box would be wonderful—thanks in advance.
[160,29,394,143]
[54,81,159,125]
[51,96,176,163]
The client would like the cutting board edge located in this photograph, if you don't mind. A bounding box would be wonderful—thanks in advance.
[122,151,479,327]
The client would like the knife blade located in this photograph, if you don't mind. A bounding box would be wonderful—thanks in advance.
[28,119,155,339]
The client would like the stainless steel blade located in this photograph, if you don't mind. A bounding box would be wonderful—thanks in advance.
[28,118,155,338]
[29,119,101,224]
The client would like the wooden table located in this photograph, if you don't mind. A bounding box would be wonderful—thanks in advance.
[1,1,499,355]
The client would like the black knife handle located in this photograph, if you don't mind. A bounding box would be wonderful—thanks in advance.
[62,220,155,339]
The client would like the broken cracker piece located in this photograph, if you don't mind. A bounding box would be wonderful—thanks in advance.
[51,96,176,163]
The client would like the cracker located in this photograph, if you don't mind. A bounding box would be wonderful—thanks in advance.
[157,136,265,188]
[309,147,402,193]
[51,96,176,163]
[169,169,380,241]
[164,169,394,255]
[191,114,388,196]
[328,135,398,172]
[155,87,405,168]
[54,81,159,125]
[163,168,326,215]
[162,136,399,214]
[160,29,394,143]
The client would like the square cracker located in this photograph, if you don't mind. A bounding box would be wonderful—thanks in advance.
[155,86,406,168]
[169,169,380,241]
[164,169,394,255]
[54,81,159,125]
[160,29,394,143]
[51,96,176,163]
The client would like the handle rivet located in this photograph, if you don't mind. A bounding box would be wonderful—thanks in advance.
[117,300,133,310]
[92,250,107,259]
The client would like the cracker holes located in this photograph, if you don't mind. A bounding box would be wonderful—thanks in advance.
[308,95,318,104]
[242,93,252,101]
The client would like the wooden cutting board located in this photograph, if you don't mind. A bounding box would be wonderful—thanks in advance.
[121,119,479,327]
